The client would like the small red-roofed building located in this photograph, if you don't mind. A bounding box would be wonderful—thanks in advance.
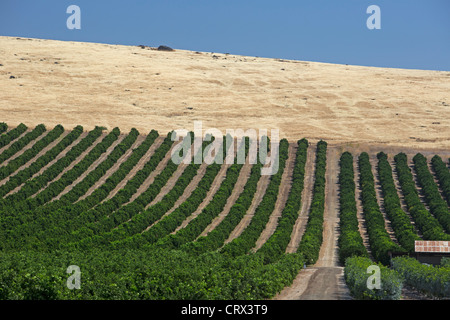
[413,241,450,265]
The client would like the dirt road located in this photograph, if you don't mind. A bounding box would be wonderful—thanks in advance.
[275,146,351,300]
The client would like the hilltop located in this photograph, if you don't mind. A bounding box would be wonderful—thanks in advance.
[0,36,449,150]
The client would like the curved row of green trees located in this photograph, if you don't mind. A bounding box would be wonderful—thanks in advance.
[0,122,449,300]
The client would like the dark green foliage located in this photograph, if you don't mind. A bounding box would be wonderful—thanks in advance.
[257,138,308,264]
[413,153,450,233]
[376,152,420,252]
[392,256,450,299]
[154,144,250,251]
[0,122,7,135]
[0,123,47,165]
[0,249,304,300]
[210,139,290,258]
[357,152,404,265]
[297,140,327,264]
[0,126,104,208]
[0,124,53,181]
[338,151,369,264]
[0,123,27,149]
[0,125,83,198]
[394,153,450,241]
[431,155,450,207]
[113,136,238,251]
[344,256,402,300]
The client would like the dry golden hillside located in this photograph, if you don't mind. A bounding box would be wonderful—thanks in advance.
[1,36,449,150]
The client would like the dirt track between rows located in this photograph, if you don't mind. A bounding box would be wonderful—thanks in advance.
[253,143,297,251]
[275,146,351,300]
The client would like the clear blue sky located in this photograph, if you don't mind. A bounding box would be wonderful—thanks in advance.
[1,0,449,70]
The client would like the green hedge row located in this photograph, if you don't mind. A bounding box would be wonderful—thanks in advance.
[431,155,450,207]
[0,126,83,198]
[296,140,327,265]
[0,125,53,181]
[358,152,403,265]
[392,256,450,299]
[0,248,304,300]
[376,152,420,252]
[338,151,368,264]
[344,256,403,300]
[0,122,7,135]
[154,139,253,251]
[0,123,27,149]
[60,130,157,226]
[3,127,116,216]
[257,139,308,264]
[113,137,240,250]
[97,137,224,248]
[66,133,204,248]
[203,139,289,258]
[0,123,47,165]
[394,153,450,241]
[0,128,126,250]
[0,126,104,210]
[40,130,162,248]
[413,153,450,233]
[28,129,162,250]
[56,128,139,205]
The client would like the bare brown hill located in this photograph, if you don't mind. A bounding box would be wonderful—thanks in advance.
[1,36,449,149]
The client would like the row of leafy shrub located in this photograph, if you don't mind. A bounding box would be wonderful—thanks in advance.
[167,138,286,256]
[44,129,160,243]
[338,152,369,264]
[345,255,450,300]
[0,126,105,210]
[0,122,7,135]
[392,256,450,299]
[107,137,234,250]
[0,123,27,149]
[0,128,135,250]
[344,256,403,300]
[155,138,256,251]
[206,139,289,258]
[413,153,450,233]
[257,139,309,264]
[358,152,404,265]
[296,140,327,264]
[376,152,420,252]
[0,248,305,300]
[431,155,450,207]
[63,130,160,230]
[65,131,179,246]
[24,129,172,251]
[0,126,112,217]
[69,134,201,249]
[394,153,450,240]
[0,123,47,165]
[0,125,61,181]
[0,125,83,198]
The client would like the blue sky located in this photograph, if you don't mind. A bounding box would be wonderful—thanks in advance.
[1,0,449,70]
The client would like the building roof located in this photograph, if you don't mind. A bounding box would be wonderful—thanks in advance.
[415,241,450,253]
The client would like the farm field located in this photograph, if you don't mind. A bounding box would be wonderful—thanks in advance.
[0,37,449,301]
[0,121,449,300]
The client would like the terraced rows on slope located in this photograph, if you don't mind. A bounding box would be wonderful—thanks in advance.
[1,122,449,300]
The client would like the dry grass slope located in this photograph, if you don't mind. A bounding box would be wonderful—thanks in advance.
[0,36,449,150]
